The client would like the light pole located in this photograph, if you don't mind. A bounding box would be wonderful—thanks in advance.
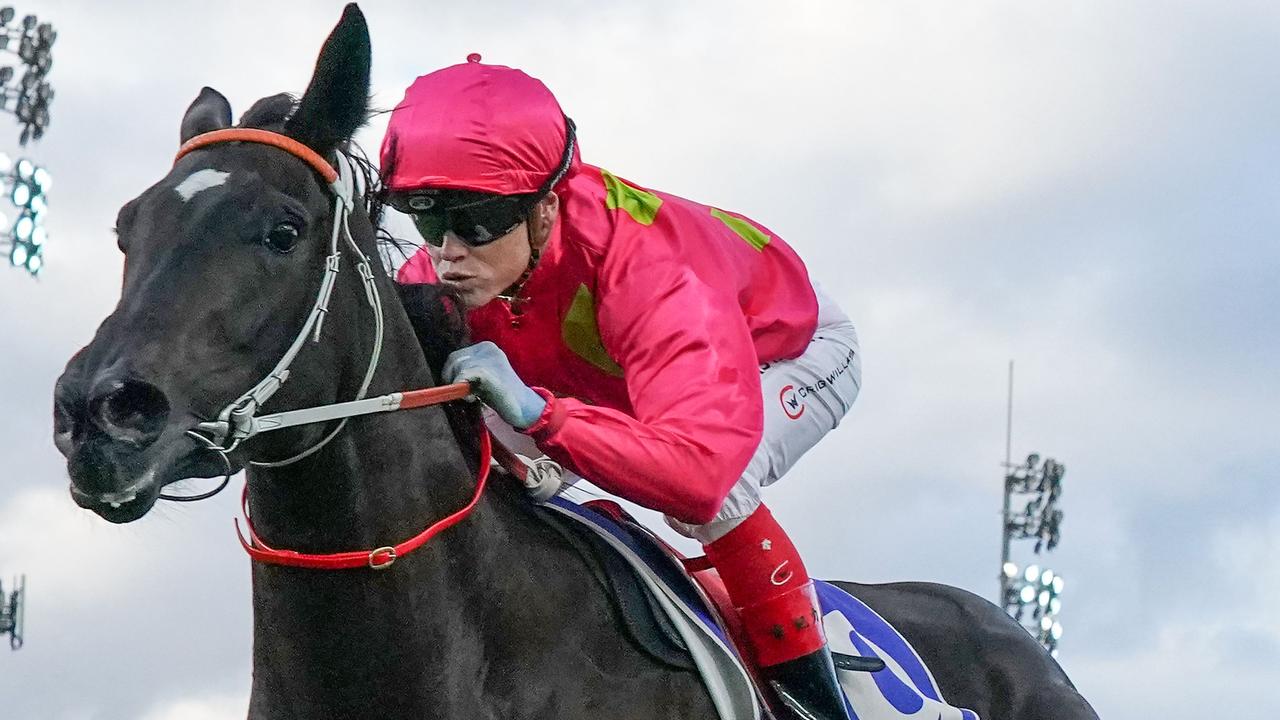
[0,575,23,650]
[999,361,1068,655]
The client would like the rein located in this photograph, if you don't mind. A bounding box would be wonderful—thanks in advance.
[170,128,532,571]
[238,430,494,570]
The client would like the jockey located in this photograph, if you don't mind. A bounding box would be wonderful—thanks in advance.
[382,55,861,719]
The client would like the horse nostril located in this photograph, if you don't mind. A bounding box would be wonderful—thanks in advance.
[90,379,171,445]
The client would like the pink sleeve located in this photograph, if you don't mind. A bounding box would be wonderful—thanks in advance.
[525,255,763,525]
[396,246,438,284]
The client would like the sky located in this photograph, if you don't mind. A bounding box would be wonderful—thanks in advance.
[1,0,1277,717]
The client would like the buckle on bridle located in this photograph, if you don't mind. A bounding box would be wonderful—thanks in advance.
[368,546,397,570]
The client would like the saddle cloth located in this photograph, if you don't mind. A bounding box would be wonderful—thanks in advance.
[543,491,979,720]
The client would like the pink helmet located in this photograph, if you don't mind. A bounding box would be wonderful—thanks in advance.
[380,55,576,195]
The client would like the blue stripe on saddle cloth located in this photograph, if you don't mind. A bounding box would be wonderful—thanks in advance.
[545,494,981,720]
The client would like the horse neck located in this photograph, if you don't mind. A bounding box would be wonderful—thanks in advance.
[241,260,499,714]
[234,268,696,719]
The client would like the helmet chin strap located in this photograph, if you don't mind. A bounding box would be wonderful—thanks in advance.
[496,214,544,320]
[491,117,573,318]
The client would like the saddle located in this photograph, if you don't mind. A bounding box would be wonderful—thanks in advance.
[535,492,981,720]
[535,500,695,671]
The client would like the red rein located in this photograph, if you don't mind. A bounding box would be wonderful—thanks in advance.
[236,424,495,570]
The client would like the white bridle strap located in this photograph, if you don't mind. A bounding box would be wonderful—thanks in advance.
[192,149,385,467]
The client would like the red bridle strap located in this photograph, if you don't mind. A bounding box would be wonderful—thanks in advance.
[175,128,339,184]
[237,426,497,570]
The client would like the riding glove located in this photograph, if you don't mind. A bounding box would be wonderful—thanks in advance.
[442,341,547,430]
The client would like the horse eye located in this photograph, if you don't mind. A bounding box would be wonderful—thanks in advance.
[264,222,300,254]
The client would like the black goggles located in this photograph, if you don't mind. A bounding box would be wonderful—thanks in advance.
[388,117,577,248]
[394,192,536,248]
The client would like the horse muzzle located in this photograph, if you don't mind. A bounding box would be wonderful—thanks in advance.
[67,460,161,524]
[54,370,233,523]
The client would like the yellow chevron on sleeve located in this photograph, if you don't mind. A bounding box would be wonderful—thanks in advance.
[601,169,662,226]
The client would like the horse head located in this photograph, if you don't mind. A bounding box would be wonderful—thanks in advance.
[53,4,380,523]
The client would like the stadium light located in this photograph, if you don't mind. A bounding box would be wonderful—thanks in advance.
[0,6,56,145]
[1001,562,1065,657]
[1,154,49,277]
[0,7,54,279]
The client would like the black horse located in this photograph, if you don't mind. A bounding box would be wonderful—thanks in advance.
[52,6,1098,719]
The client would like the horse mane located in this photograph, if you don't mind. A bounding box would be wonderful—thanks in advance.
[396,281,482,466]
[237,93,481,463]
[362,150,484,465]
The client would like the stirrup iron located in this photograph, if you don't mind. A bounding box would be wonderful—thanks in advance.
[832,651,885,673]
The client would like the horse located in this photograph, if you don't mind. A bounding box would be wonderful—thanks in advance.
[52,5,1099,719]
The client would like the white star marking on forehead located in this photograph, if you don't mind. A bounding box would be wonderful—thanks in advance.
[174,168,230,202]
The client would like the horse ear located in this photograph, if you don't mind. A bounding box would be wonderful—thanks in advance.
[180,87,232,145]
[285,3,371,156]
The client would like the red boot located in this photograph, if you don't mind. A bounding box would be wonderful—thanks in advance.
[703,504,849,720]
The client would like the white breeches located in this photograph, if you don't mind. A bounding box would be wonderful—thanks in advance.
[665,286,861,542]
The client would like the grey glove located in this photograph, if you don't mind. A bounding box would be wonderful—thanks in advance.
[442,341,547,430]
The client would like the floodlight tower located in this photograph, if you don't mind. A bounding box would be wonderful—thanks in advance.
[998,361,1068,655]
[0,5,52,278]
[0,4,49,651]
[0,575,23,650]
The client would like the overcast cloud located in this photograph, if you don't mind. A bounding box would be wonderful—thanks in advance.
[1,1,1277,718]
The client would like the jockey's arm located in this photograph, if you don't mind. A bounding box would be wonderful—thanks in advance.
[524,256,763,525]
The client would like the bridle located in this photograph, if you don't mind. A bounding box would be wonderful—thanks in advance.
[174,129,383,467]
[168,128,547,570]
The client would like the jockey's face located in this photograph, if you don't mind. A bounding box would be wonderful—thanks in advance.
[434,192,558,309]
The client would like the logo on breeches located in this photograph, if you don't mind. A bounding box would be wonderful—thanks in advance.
[780,384,805,420]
